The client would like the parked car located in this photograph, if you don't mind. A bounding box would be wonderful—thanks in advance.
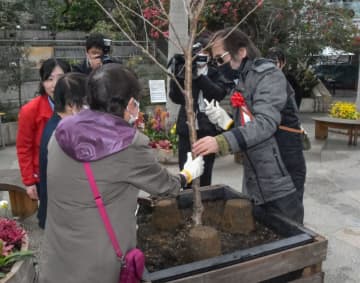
[312,64,358,90]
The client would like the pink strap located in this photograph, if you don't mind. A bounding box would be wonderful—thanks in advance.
[83,162,123,259]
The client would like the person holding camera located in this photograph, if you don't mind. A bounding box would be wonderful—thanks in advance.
[169,32,229,187]
[73,33,114,74]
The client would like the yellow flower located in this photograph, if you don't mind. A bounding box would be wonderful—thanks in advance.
[0,200,9,209]
[329,101,360,120]
[170,124,176,135]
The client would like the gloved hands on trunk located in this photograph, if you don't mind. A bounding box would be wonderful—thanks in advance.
[180,152,204,184]
[204,99,233,130]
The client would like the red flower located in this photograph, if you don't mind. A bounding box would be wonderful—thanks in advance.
[0,218,25,248]
[257,0,264,7]
[224,1,232,8]
[162,31,169,38]
[231,91,246,107]
[220,8,229,15]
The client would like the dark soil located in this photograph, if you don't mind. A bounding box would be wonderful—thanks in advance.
[137,200,282,273]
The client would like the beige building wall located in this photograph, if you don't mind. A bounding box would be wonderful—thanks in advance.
[27,47,54,67]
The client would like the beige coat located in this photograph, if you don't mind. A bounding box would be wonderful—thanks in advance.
[39,131,181,283]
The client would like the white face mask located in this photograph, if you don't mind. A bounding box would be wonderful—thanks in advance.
[127,99,140,125]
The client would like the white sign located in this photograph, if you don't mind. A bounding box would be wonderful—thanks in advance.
[149,80,167,103]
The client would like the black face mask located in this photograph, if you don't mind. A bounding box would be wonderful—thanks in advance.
[218,62,240,81]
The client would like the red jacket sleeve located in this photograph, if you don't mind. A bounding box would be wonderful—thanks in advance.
[16,105,38,186]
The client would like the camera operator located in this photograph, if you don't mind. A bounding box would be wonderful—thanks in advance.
[73,33,116,74]
[169,32,229,187]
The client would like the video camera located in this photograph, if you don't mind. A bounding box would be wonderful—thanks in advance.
[95,38,113,64]
[169,42,209,78]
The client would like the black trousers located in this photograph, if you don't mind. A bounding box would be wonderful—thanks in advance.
[178,134,215,187]
[275,131,306,223]
[254,191,304,224]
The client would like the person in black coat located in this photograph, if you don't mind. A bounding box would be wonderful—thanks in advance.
[72,33,120,74]
[38,73,87,229]
[267,47,307,210]
[169,33,229,187]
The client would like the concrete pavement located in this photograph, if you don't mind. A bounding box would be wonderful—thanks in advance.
[1,112,360,282]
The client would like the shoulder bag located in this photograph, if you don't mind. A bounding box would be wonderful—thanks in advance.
[83,162,145,283]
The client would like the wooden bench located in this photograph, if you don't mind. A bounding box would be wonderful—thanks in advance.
[313,117,360,145]
[0,169,38,218]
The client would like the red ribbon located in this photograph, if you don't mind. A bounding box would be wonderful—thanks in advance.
[231,91,246,108]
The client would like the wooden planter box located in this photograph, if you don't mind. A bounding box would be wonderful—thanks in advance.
[143,186,327,283]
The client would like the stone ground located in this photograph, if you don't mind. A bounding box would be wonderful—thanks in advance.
[1,94,360,282]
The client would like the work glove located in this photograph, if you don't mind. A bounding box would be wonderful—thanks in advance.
[180,152,204,184]
[204,99,233,130]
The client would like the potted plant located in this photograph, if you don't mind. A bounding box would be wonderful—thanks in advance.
[142,106,178,164]
[0,201,34,282]
[329,101,360,120]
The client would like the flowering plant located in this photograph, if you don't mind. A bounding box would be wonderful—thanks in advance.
[0,205,33,279]
[143,106,178,154]
[329,101,360,120]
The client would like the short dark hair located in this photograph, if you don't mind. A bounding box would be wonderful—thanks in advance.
[86,33,106,51]
[86,63,141,117]
[213,28,261,60]
[267,47,286,65]
[53,73,87,113]
[39,58,71,95]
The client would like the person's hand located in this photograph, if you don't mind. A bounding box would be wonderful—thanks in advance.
[88,55,102,70]
[193,136,219,156]
[26,184,38,200]
[180,152,204,184]
[204,99,233,130]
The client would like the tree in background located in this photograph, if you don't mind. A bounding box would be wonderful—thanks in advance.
[48,0,146,40]
[48,0,110,32]
[142,0,357,96]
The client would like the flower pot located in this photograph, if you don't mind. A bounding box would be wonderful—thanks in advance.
[1,234,35,283]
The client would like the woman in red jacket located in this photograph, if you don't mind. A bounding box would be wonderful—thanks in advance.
[16,58,71,200]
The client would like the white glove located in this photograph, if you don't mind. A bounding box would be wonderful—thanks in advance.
[204,99,233,130]
[181,152,204,184]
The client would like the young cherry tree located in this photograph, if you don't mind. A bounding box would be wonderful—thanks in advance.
[93,0,262,225]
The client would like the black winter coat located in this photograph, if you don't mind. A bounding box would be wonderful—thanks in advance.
[72,59,92,75]
[169,66,228,137]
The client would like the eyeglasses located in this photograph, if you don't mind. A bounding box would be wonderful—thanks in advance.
[214,51,229,65]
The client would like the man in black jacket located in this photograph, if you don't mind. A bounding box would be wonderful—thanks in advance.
[169,33,229,187]
[73,33,108,74]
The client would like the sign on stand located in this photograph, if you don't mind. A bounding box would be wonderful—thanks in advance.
[149,80,167,103]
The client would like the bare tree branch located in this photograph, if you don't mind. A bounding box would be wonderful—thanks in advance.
[136,0,149,50]
[221,2,263,42]
[155,0,186,54]
[113,2,136,39]
[114,0,183,53]
[93,0,184,93]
